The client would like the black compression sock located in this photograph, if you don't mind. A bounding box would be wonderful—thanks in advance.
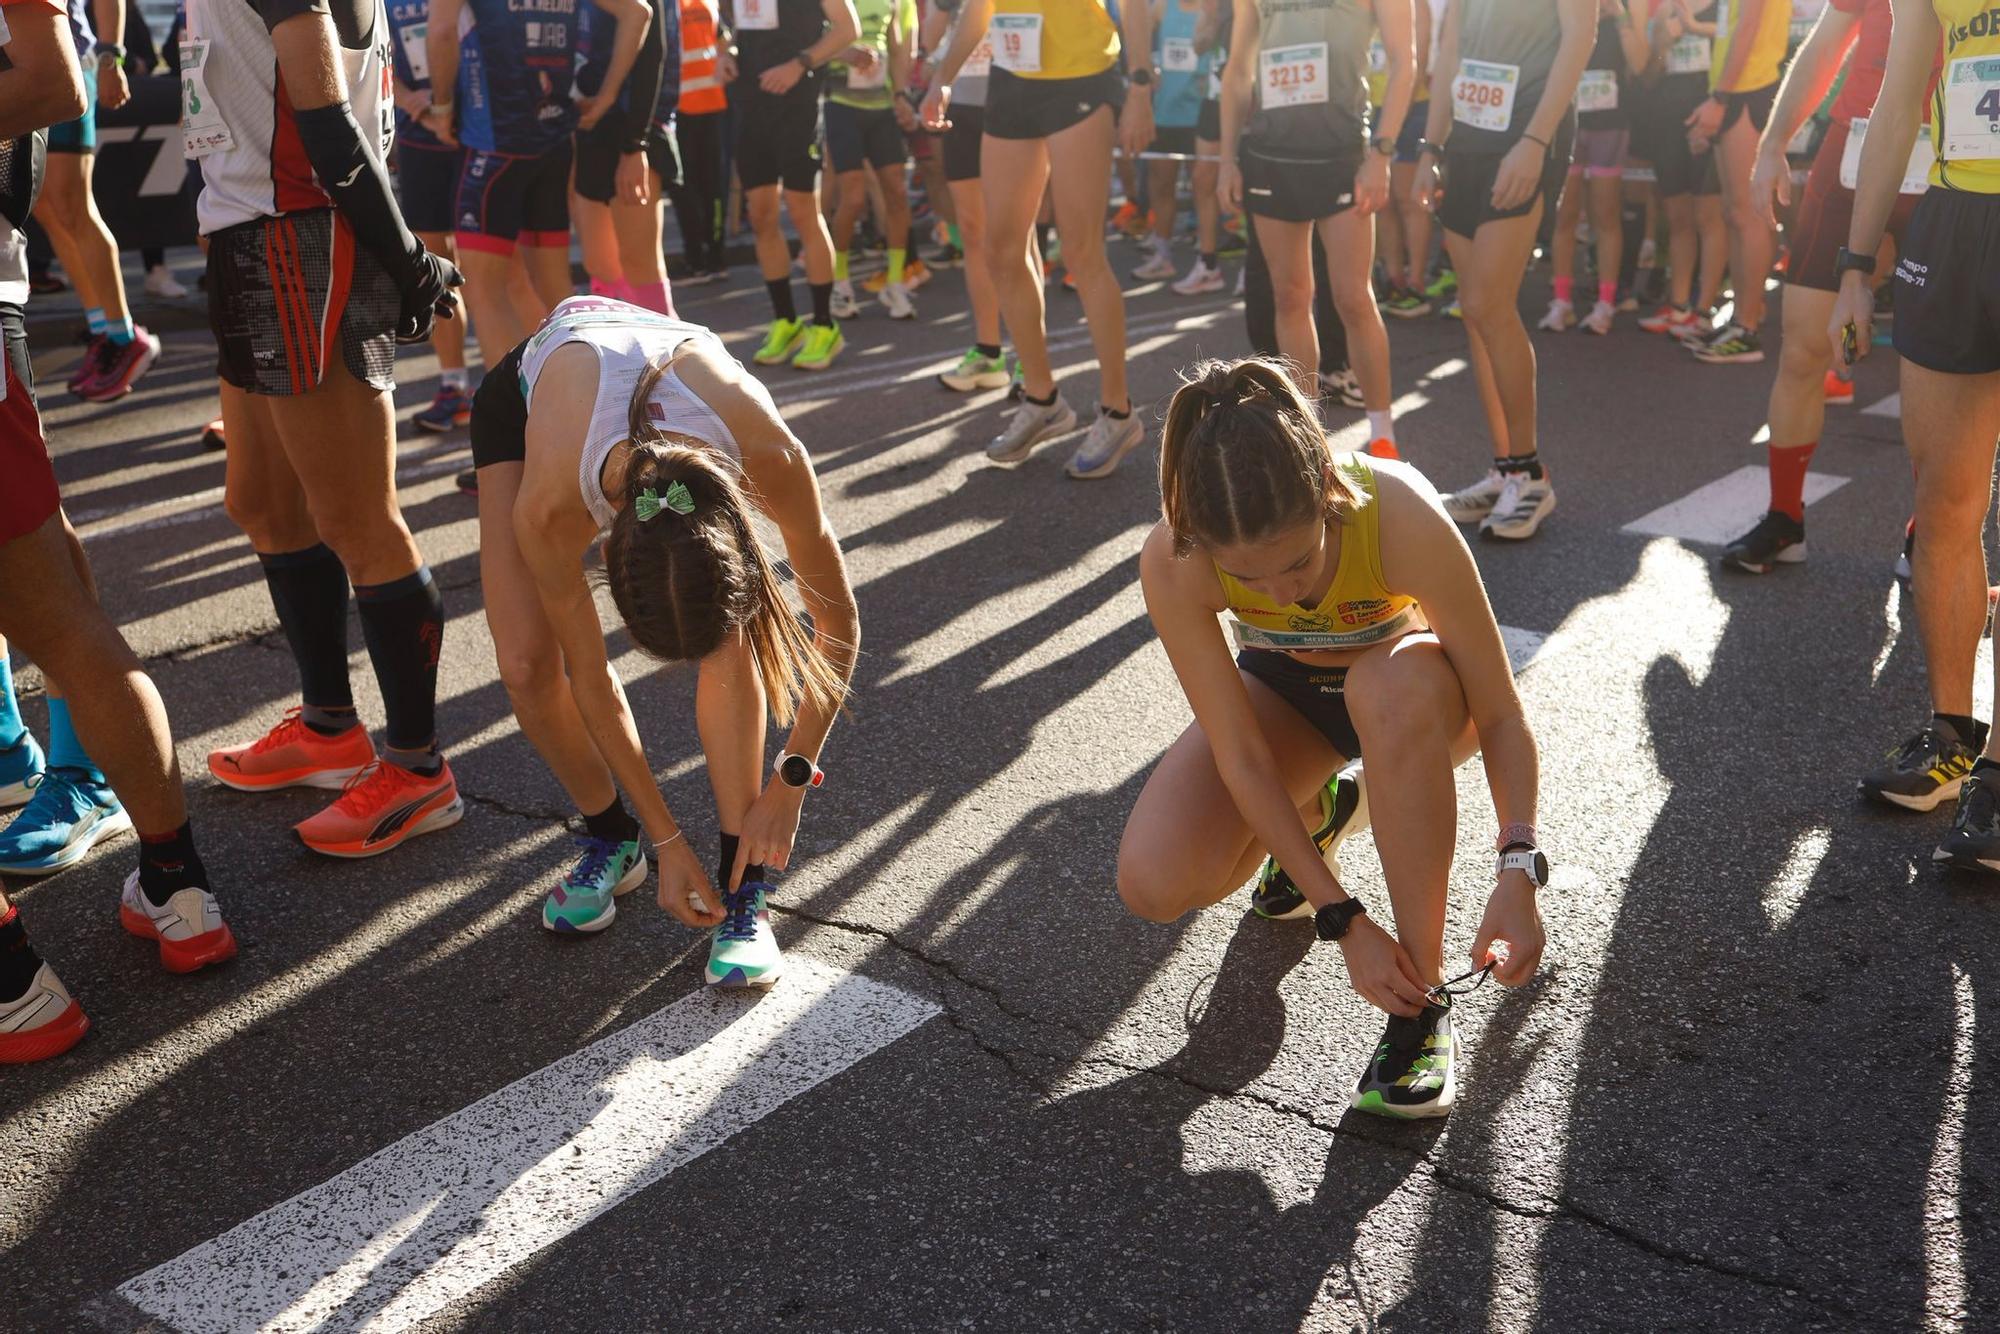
[810,281,834,326]
[717,832,772,892]
[976,342,1001,360]
[0,907,41,1001]
[1024,388,1057,408]
[583,796,641,846]
[137,821,208,908]
[354,566,444,754]
[259,544,354,721]
[1101,404,1131,419]
[1937,713,1985,748]
[766,278,797,322]
[1499,452,1544,481]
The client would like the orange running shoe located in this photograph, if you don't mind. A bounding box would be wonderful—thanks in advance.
[0,962,90,1062]
[295,758,464,858]
[1823,369,1855,405]
[863,258,932,293]
[1365,438,1401,460]
[208,708,376,792]
[119,870,238,973]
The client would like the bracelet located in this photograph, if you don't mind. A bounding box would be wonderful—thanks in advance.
[1416,138,1446,158]
[1495,823,1537,852]
[1520,132,1550,152]
[652,832,685,851]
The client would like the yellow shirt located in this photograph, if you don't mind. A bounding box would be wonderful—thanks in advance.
[1214,455,1423,655]
[1710,0,1791,92]
[991,0,1121,80]
[1931,0,2000,192]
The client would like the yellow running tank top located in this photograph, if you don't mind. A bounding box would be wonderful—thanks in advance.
[1931,0,2000,192]
[990,0,1121,80]
[1213,455,1423,655]
[1709,0,1791,92]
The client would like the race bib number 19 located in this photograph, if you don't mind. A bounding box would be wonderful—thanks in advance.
[1452,58,1518,132]
[737,0,777,31]
[179,38,237,159]
[1259,41,1330,109]
[990,14,1043,74]
[1941,56,2000,161]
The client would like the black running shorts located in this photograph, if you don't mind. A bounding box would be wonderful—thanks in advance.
[395,140,464,234]
[1892,187,2000,377]
[455,143,574,253]
[206,208,398,397]
[1197,96,1220,143]
[824,100,909,173]
[573,119,682,203]
[1718,83,1776,135]
[1240,141,1360,223]
[1237,650,1362,760]
[735,74,824,192]
[470,342,531,469]
[1437,125,1573,241]
[984,67,1123,141]
[944,104,985,181]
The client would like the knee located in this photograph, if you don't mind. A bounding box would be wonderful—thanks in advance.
[496,644,564,705]
[1777,330,1828,383]
[1456,282,1513,331]
[746,192,780,231]
[1115,843,1186,924]
[1346,651,1458,746]
[1270,274,1315,318]
[307,505,406,568]
[222,483,297,550]
[1329,279,1378,325]
[1914,468,1991,532]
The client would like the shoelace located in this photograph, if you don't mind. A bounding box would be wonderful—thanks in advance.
[1886,728,1947,768]
[717,884,762,942]
[248,708,308,755]
[1429,962,1493,1002]
[565,837,615,890]
[330,760,396,815]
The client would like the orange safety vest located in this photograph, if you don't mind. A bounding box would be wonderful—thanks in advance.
[679,0,727,114]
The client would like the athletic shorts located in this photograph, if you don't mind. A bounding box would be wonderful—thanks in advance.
[1150,125,1196,157]
[735,74,824,192]
[1719,84,1776,135]
[47,64,95,154]
[985,67,1123,141]
[454,142,574,254]
[824,100,908,173]
[1569,127,1628,178]
[573,119,681,204]
[1638,87,1718,196]
[1237,650,1361,760]
[1437,128,1573,240]
[395,140,464,235]
[1787,118,1919,294]
[0,305,59,548]
[944,104,985,181]
[1892,187,2000,376]
[470,342,531,469]
[206,208,399,396]
[1198,97,1221,143]
[1241,142,1359,223]
[1394,102,1427,163]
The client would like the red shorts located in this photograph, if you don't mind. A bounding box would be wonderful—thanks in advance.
[0,309,60,547]
[1789,118,1921,294]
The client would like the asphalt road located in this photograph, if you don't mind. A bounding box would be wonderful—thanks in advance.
[1,240,1993,1333]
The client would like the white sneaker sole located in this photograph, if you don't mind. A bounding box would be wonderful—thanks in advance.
[940,371,1013,392]
[0,805,134,876]
[542,855,648,934]
[209,760,372,793]
[706,950,785,988]
[1066,425,1145,480]
[1480,492,1556,541]
[988,404,1079,463]
[1869,776,1965,813]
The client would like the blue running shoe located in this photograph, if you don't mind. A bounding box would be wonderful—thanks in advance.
[0,768,133,876]
[412,384,473,434]
[541,836,647,933]
[705,882,784,988]
[0,731,45,809]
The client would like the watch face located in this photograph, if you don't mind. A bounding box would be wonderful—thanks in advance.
[1533,851,1550,885]
[780,756,814,787]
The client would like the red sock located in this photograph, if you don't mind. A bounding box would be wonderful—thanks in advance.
[1768,441,1816,522]
[631,279,675,318]
[589,277,619,298]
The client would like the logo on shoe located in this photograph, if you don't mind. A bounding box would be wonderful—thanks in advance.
[368,795,438,845]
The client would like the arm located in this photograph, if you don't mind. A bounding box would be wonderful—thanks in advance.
[1490,0,1595,208]
[1362,0,1417,211]
[920,0,991,128]
[1414,0,1458,207]
[1412,0,1431,86]
[759,0,857,93]
[1215,0,1258,210]
[1710,0,1771,92]
[90,0,128,108]
[1117,0,1155,157]
[887,0,914,95]
[578,0,654,131]
[1612,0,1650,71]
[423,0,462,140]
[1748,3,1857,225]
[0,3,86,138]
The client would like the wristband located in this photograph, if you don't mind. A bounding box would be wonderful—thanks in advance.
[1495,823,1537,853]
[1416,138,1446,158]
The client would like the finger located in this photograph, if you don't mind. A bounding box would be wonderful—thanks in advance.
[1469,927,1495,972]
[1496,943,1538,986]
[729,842,750,893]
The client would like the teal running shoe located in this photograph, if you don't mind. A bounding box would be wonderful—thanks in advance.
[0,767,132,876]
[541,836,648,933]
[706,882,784,988]
[0,730,45,809]
[1251,763,1370,920]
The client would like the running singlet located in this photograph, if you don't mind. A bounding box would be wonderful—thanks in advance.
[945,1,991,106]
[1449,0,1563,152]
[182,0,394,235]
[578,0,679,127]
[1153,0,1209,129]
[518,297,745,533]
[387,0,440,147]
[1214,455,1422,656]
[454,0,581,155]
[0,5,47,313]
[1930,0,2000,191]
[988,0,1119,80]
[829,0,918,109]
[735,0,828,76]
[1246,0,1371,153]
[1709,0,1790,92]
[1577,15,1627,130]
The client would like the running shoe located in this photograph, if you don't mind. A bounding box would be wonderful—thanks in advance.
[1674,312,1722,347]
[1480,472,1555,541]
[1824,369,1855,406]
[1580,300,1616,335]
[541,836,648,934]
[1860,722,1979,812]
[1066,409,1145,480]
[143,264,189,300]
[413,384,474,433]
[1537,298,1575,332]
[294,758,464,858]
[1383,285,1432,319]
[1692,324,1765,364]
[1720,510,1806,574]
[208,708,376,792]
[1424,268,1458,300]
[0,729,45,809]
[1251,764,1370,920]
[879,281,917,320]
[1171,257,1226,295]
[1133,238,1177,281]
[988,391,1078,463]
[1934,767,2000,873]
[1638,303,1696,335]
[864,259,931,293]
[0,769,132,875]
[791,323,846,371]
[1443,469,1508,524]
[1365,438,1400,460]
[753,317,809,366]
[926,240,965,268]
[1110,201,1147,238]
[830,280,861,320]
[200,418,226,452]
[68,336,109,394]
[1321,367,1366,411]
[78,328,162,402]
[1441,296,1463,320]
[706,882,784,988]
[0,962,90,1063]
[1352,997,1457,1119]
[1895,522,1915,584]
[119,869,238,974]
[458,470,480,497]
[939,347,1012,392]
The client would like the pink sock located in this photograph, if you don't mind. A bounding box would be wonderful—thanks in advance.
[589,277,618,298]
[613,278,638,304]
[631,279,675,318]
[1553,276,1573,303]
[1598,280,1617,307]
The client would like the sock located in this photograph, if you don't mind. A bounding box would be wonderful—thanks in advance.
[137,821,208,908]
[439,366,468,393]
[717,831,772,892]
[1597,280,1617,308]
[976,342,1002,360]
[1102,403,1131,419]
[1975,757,2000,779]
[947,222,961,249]
[1367,409,1394,443]
[85,306,106,337]
[888,247,907,286]
[0,651,21,749]
[766,278,797,322]
[1937,713,1985,749]
[1200,251,1217,268]
[834,251,850,281]
[1766,442,1816,523]
[631,280,674,317]
[590,276,619,298]
[259,544,355,723]
[582,795,641,846]
[1499,452,1544,481]
[0,907,40,1001]
[1552,276,1573,304]
[106,317,135,347]
[811,281,833,327]
[1025,388,1057,408]
[353,566,444,756]
[45,699,102,782]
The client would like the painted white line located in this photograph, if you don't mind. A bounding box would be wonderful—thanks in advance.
[117,958,937,1334]
[1499,626,1549,675]
[1863,391,1901,418]
[1621,465,1848,546]
[1923,964,1974,1333]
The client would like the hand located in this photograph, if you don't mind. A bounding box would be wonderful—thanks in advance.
[920,83,953,132]
[1828,271,1874,365]
[1748,145,1789,231]
[1338,915,1434,1017]
[728,776,808,890]
[615,150,651,205]
[421,104,459,147]
[393,248,463,345]
[1353,152,1392,215]
[1469,872,1545,987]
[1684,97,1723,153]
[577,91,613,130]
[656,836,725,928]
[98,61,130,111]
[719,50,740,84]
[1489,137,1545,211]
[1119,86,1155,160]
[394,83,430,122]
[893,98,920,133]
[760,59,806,95]
[1217,158,1244,213]
[844,45,879,72]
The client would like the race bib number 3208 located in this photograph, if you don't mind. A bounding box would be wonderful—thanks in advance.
[1452,59,1519,132]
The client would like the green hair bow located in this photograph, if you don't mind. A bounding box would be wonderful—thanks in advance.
[634,481,696,522]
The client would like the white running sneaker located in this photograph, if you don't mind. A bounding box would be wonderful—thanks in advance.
[988,391,1079,463]
[1171,257,1226,295]
[1066,409,1146,480]
[1479,472,1556,541]
[119,870,238,974]
[830,280,860,320]
[879,281,917,320]
[1538,298,1575,332]
[706,883,784,988]
[1581,300,1616,335]
[1321,367,1365,410]
[1443,469,1508,524]
[143,264,188,300]
[1133,239,1178,281]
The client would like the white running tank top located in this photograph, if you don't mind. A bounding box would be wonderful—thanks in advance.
[518,296,744,534]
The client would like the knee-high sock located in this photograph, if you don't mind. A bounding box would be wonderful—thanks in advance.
[259,544,354,720]
[46,698,103,782]
[353,566,444,756]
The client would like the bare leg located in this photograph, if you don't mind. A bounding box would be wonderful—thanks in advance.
[1902,363,2000,727]
[1046,107,1128,410]
[981,134,1055,395]
[696,629,767,888]
[1449,206,1545,461]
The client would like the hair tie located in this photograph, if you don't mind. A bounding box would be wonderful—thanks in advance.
[634,481,695,522]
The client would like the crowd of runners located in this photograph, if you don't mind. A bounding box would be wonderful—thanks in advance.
[1,0,1996,1122]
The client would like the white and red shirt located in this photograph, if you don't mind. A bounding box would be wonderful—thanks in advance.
[0,0,66,309]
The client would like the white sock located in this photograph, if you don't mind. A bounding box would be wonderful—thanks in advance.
[439,368,468,392]
[1367,410,1394,443]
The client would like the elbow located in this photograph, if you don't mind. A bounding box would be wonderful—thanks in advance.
[48,80,87,127]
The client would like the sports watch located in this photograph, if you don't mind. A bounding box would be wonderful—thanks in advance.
[1314,897,1368,941]
[1128,65,1156,88]
[1834,246,1877,278]
[777,752,824,790]
[1496,847,1550,889]
[1369,135,1396,157]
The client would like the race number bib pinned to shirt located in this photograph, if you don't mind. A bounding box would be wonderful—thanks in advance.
[737,0,778,31]
[847,48,888,90]
[1259,42,1330,109]
[991,13,1044,74]
[1576,68,1617,113]
[1162,37,1198,73]
[1941,56,2000,160]
[1452,59,1518,132]
[179,37,237,159]
[400,20,431,82]
[1666,34,1711,75]
[1841,116,1938,193]
[961,36,994,78]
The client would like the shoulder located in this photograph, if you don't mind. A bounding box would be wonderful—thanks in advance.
[1140,520,1228,609]
[1350,454,1446,520]
[669,336,813,499]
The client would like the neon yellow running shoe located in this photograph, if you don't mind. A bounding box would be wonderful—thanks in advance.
[754,317,808,366]
[791,322,845,371]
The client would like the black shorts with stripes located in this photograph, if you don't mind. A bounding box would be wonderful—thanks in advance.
[206,208,398,397]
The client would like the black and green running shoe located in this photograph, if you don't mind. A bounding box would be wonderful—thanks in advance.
[1352,997,1457,1119]
[1250,764,1370,920]
[1859,720,1981,813]
[1934,766,2000,873]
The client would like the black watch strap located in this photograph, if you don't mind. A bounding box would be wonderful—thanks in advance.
[1834,245,1877,277]
[1314,897,1367,941]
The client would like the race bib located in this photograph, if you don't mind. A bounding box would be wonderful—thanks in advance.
[1259,42,1329,110]
[737,0,777,31]
[399,21,430,82]
[1230,607,1418,654]
[1209,62,1224,99]
[1841,116,1937,193]
[1941,56,2000,160]
[1787,116,1815,155]
[1666,34,1710,75]
[990,13,1043,73]
[1577,68,1617,113]
[847,48,887,90]
[1368,37,1386,73]
[179,38,237,159]
[1452,59,1518,132]
[960,36,994,78]
[1162,37,1198,73]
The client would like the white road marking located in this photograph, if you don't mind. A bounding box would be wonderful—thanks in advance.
[1621,465,1848,546]
[1500,626,1549,674]
[116,958,936,1334]
[1761,826,1831,928]
[1923,965,1974,1333]
[1863,391,1901,418]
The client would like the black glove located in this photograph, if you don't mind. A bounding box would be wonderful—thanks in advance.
[393,246,463,345]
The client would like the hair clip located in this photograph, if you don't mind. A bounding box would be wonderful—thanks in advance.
[634,481,696,523]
